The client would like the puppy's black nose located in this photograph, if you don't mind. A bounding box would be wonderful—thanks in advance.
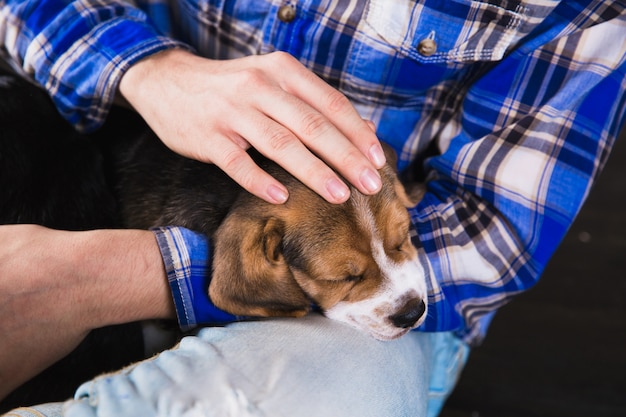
[390,299,426,329]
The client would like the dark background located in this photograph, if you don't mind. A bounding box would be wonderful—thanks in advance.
[440,126,626,417]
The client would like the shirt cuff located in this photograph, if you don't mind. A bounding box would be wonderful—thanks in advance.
[151,226,240,331]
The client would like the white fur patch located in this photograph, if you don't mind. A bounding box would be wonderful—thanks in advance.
[326,196,427,340]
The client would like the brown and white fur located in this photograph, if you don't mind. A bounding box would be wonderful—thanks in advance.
[108,112,428,341]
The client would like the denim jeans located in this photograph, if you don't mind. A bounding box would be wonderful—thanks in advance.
[5,314,468,417]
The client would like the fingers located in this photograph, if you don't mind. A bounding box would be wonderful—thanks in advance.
[253,91,383,201]
[268,53,386,167]
[235,112,351,203]
[213,139,290,204]
[231,53,385,202]
[120,50,387,205]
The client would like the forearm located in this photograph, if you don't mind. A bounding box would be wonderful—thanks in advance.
[0,225,174,398]
[68,228,176,325]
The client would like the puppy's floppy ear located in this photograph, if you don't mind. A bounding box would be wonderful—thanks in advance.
[394,177,426,208]
[380,142,426,207]
[209,209,311,318]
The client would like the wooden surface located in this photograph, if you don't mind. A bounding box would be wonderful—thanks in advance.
[440,126,626,417]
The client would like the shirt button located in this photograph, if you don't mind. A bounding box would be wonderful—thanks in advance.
[277,5,296,23]
[417,39,437,56]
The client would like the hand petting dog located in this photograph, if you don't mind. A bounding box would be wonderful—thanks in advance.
[119,49,386,205]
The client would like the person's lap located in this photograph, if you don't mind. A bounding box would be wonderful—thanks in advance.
[6,314,468,417]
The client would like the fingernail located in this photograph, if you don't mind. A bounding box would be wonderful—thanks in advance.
[369,143,386,168]
[360,168,382,194]
[326,177,349,202]
[267,184,289,204]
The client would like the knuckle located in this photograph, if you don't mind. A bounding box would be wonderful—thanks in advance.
[265,52,308,79]
[236,172,257,194]
[303,160,333,185]
[237,67,267,89]
[326,89,352,114]
[339,149,373,184]
[268,51,296,67]
[220,148,250,175]
[221,152,259,192]
[266,128,297,153]
[341,148,366,166]
[300,112,332,138]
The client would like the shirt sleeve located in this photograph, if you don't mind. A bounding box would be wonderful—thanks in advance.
[412,9,626,344]
[0,0,190,132]
[152,226,242,331]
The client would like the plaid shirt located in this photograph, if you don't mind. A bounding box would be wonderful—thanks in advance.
[1,0,625,344]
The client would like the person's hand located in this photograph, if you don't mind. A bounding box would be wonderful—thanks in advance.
[118,49,386,204]
[0,225,174,400]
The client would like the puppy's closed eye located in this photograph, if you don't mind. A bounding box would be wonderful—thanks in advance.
[344,274,364,283]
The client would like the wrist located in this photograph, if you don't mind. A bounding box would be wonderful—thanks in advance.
[64,228,176,328]
[118,48,199,113]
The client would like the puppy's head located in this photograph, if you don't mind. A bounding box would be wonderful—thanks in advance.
[209,144,427,340]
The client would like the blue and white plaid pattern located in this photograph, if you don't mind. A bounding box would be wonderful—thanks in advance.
[1,0,624,343]
[152,226,240,330]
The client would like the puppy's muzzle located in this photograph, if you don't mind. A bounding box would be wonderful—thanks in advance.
[389,298,426,329]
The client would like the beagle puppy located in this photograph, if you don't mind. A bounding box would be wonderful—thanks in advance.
[0,73,425,408]
[109,112,428,341]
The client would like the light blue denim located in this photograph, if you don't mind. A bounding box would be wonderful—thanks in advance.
[5,314,468,417]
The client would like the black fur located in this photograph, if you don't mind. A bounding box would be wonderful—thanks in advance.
[0,75,117,229]
[100,115,239,236]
